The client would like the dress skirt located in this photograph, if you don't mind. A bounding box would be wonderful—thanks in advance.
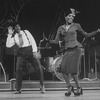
[61,47,82,74]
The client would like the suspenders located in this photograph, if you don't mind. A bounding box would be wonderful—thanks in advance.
[23,30,31,45]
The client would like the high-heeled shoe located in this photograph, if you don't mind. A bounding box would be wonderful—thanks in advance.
[74,87,83,96]
[65,85,74,96]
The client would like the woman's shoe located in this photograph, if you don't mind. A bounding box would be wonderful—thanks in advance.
[65,85,74,96]
[74,87,83,96]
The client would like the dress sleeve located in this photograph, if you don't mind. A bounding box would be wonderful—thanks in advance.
[77,23,98,37]
[49,26,61,44]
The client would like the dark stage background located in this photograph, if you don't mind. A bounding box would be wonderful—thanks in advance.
[0,0,100,81]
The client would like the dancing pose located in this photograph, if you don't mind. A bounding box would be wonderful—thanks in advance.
[49,8,100,96]
[6,22,45,94]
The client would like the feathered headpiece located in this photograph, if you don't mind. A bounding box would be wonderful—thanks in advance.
[64,8,79,17]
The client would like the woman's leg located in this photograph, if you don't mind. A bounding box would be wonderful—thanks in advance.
[71,73,80,88]
[63,73,71,86]
[63,73,74,96]
[72,73,83,95]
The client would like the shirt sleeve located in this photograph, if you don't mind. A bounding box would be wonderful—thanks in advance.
[24,30,38,52]
[6,34,15,48]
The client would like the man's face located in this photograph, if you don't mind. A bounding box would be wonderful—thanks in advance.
[65,13,74,24]
[14,24,21,33]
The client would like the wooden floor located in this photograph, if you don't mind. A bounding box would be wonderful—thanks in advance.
[0,90,100,100]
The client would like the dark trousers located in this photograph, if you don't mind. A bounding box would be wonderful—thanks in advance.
[16,56,44,91]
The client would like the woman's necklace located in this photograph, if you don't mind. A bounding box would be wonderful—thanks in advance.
[65,25,70,32]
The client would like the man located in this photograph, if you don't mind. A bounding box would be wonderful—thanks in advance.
[6,22,45,94]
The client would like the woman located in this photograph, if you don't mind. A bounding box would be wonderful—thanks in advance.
[49,8,100,96]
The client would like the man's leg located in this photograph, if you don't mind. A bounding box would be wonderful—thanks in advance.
[28,57,45,93]
[15,57,25,93]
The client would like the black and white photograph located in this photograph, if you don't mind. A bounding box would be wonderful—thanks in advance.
[0,0,100,100]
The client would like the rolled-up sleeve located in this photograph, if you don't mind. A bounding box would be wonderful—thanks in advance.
[31,37,38,52]
[6,34,15,48]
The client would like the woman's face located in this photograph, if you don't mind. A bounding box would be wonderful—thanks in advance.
[65,13,74,24]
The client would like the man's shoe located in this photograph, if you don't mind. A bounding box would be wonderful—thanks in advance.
[40,86,45,94]
[14,90,21,94]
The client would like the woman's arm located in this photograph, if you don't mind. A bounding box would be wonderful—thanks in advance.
[49,26,61,44]
[77,23,100,37]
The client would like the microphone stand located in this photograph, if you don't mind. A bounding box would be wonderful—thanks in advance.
[82,47,91,81]
[91,48,99,81]
[82,38,91,81]
[89,37,99,81]
[13,49,16,78]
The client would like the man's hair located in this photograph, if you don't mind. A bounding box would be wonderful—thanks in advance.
[7,21,21,28]
[13,21,21,27]
[7,22,14,28]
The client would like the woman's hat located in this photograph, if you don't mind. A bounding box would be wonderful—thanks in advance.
[64,8,79,17]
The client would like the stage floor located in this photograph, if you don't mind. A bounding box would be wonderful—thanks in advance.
[0,90,100,100]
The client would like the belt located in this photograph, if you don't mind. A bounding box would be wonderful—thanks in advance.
[57,46,78,54]
[65,46,78,51]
